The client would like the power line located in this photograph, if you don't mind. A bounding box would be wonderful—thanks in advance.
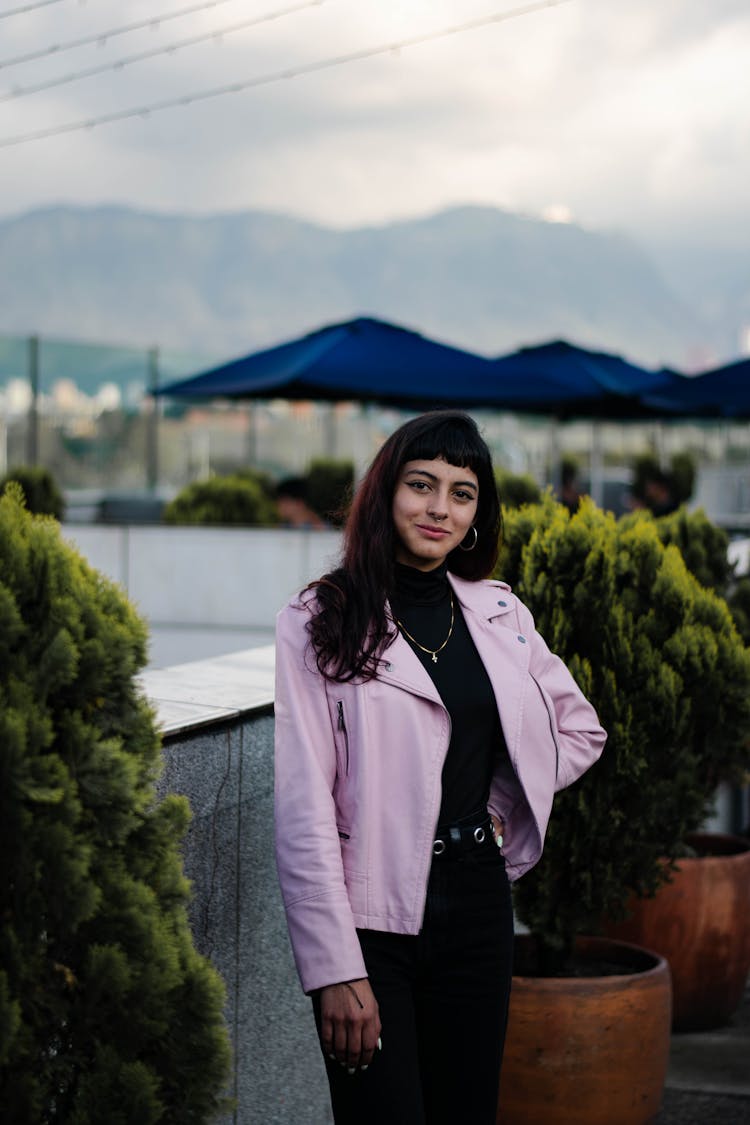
[0,0,251,69]
[0,0,66,19]
[0,0,573,149]
[0,0,327,103]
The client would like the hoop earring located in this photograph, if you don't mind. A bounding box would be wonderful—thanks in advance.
[459,526,478,552]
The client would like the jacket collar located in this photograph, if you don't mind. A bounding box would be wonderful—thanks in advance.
[446,571,514,622]
[376,572,516,702]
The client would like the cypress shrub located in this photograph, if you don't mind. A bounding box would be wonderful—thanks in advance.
[1,466,65,520]
[728,577,750,648]
[636,505,750,646]
[163,473,277,526]
[495,469,542,509]
[496,496,750,969]
[648,506,733,593]
[0,487,231,1123]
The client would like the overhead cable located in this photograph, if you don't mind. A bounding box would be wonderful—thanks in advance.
[0,0,573,149]
[0,0,66,19]
[0,0,327,102]
[0,0,253,69]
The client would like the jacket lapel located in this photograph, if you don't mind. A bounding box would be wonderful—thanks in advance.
[374,607,447,706]
[374,575,532,746]
[447,573,531,761]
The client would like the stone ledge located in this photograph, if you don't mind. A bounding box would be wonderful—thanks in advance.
[140,645,275,738]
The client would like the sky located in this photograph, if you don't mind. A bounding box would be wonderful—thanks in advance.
[0,0,748,247]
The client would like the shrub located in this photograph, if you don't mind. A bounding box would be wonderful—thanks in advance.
[0,487,231,1122]
[495,469,542,509]
[163,473,277,526]
[496,496,750,969]
[669,452,696,505]
[1,466,65,520]
[642,506,750,645]
[647,506,732,593]
[305,459,354,527]
[728,577,750,648]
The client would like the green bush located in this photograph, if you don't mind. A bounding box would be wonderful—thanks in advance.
[728,577,750,648]
[640,506,750,646]
[305,459,354,527]
[670,452,697,505]
[496,497,750,970]
[0,487,231,1122]
[647,506,733,593]
[495,469,542,509]
[163,473,277,526]
[1,466,65,520]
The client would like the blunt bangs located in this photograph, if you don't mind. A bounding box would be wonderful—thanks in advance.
[399,415,491,482]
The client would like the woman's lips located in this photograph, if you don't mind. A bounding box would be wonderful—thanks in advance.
[416,524,450,539]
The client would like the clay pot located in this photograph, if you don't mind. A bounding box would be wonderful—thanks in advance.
[497,936,671,1125]
[605,832,750,1031]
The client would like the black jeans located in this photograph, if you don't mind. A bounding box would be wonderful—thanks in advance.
[313,840,514,1125]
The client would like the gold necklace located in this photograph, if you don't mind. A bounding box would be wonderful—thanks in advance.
[396,590,455,663]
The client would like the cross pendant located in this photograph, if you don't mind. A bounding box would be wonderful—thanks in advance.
[431,653,438,663]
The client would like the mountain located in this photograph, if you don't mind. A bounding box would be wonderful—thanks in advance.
[0,203,726,383]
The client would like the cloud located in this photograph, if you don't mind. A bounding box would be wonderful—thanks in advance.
[0,0,748,247]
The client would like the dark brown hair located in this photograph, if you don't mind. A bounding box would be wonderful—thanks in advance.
[304,410,502,682]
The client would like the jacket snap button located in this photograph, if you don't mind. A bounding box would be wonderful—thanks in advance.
[497,600,507,607]
[517,635,526,644]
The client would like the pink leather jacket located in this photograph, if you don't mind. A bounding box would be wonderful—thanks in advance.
[274,572,606,994]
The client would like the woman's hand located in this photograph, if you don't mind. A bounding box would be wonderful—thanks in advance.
[318,977,381,1072]
[491,815,505,847]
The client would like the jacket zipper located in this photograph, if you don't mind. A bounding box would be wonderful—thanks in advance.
[336,700,350,777]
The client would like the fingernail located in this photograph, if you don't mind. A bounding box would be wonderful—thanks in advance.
[361,1065,369,1071]
[496,834,503,848]
[347,1067,356,1075]
[377,1037,382,1051]
[327,1053,336,1061]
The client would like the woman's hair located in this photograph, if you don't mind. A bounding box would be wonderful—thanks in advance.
[306,410,502,682]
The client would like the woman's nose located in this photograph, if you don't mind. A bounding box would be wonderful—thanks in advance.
[427,493,449,520]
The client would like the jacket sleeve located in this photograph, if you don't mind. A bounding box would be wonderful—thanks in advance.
[518,599,607,793]
[274,600,367,994]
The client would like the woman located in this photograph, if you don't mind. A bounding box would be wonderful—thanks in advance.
[274,411,606,1124]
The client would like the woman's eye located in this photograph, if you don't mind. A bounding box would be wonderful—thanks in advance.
[454,490,474,501]
[408,480,428,491]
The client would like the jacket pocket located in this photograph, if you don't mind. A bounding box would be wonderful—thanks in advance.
[336,700,350,777]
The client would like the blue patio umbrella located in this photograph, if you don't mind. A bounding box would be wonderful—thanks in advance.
[642,356,750,418]
[157,316,497,408]
[487,340,676,418]
[158,318,673,417]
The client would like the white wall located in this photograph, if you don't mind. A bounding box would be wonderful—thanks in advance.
[63,525,342,668]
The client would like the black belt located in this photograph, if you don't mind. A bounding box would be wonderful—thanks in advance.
[432,815,493,857]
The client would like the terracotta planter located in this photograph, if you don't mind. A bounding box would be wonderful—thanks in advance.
[605,832,750,1031]
[497,936,671,1125]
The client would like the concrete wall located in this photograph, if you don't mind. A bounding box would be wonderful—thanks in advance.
[145,648,332,1125]
[64,525,342,668]
[693,466,750,532]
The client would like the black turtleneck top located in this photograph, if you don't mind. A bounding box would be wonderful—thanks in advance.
[389,562,508,828]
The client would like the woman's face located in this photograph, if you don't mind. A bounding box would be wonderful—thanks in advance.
[392,457,479,571]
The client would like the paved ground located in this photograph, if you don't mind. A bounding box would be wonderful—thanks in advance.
[653,980,750,1123]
